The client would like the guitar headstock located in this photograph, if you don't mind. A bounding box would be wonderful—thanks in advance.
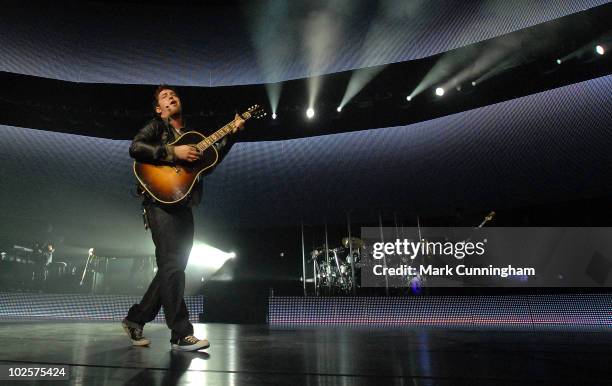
[243,104,266,120]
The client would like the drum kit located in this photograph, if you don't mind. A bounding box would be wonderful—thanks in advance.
[309,237,365,295]
[307,235,430,295]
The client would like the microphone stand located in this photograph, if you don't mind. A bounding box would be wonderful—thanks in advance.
[80,249,95,291]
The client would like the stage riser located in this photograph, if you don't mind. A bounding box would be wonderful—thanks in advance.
[268,294,612,330]
[0,292,203,323]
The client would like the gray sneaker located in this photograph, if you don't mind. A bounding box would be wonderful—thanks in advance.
[122,319,150,346]
[171,335,210,351]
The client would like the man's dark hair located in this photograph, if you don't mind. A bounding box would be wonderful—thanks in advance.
[153,84,178,115]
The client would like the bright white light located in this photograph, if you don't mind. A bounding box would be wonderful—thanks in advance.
[595,45,605,55]
[336,106,342,112]
[306,108,315,119]
[406,96,412,102]
[435,87,445,96]
[556,59,562,65]
[271,112,277,119]
[188,242,235,270]
[471,81,476,87]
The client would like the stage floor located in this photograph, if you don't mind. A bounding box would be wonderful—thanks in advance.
[0,321,610,385]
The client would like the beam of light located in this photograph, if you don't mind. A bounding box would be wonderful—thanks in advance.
[408,50,473,100]
[188,242,235,270]
[306,107,315,119]
[339,1,416,110]
[303,10,341,112]
[434,40,519,96]
[469,56,521,87]
[558,42,604,64]
[266,83,282,117]
[339,66,386,110]
[307,77,321,113]
[336,106,342,112]
[446,19,578,89]
[208,265,234,282]
[558,52,576,63]
[423,19,575,97]
[550,31,611,66]
[408,42,492,100]
[245,1,295,117]
[406,95,412,101]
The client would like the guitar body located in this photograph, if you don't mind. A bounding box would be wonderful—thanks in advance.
[133,131,219,204]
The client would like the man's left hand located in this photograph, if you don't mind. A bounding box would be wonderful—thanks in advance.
[232,114,245,133]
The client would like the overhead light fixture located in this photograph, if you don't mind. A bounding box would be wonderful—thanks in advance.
[306,108,315,119]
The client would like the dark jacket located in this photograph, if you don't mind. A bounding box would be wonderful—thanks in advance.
[130,116,235,206]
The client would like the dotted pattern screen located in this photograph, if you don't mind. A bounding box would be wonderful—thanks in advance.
[0,292,203,324]
[268,294,612,330]
[0,1,606,85]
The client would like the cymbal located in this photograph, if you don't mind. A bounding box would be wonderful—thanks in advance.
[342,237,363,249]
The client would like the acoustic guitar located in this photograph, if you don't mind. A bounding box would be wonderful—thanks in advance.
[133,105,265,204]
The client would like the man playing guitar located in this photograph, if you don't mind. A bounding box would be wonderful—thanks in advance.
[122,85,244,351]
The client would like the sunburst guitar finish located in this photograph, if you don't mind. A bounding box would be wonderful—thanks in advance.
[133,132,219,204]
[133,104,266,204]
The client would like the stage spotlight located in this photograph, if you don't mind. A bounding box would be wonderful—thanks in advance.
[188,242,235,270]
[336,106,342,112]
[435,87,445,96]
[471,81,477,87]
[272,112,277,119]
[306,108,315,119]
[406,95,412,102]
[595,45,605,55]
[556,59,562,65]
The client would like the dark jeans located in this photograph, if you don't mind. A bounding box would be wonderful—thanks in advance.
[125,202,194,342]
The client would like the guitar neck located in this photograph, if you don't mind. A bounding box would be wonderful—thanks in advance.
[194,111,250,151]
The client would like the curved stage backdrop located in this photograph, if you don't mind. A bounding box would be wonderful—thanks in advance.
[0,0,607,85]
[0,75,610,258]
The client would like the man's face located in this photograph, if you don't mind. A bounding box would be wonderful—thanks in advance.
[156,89,182,118]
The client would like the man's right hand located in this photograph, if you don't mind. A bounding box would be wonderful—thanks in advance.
[173,145,201,162]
